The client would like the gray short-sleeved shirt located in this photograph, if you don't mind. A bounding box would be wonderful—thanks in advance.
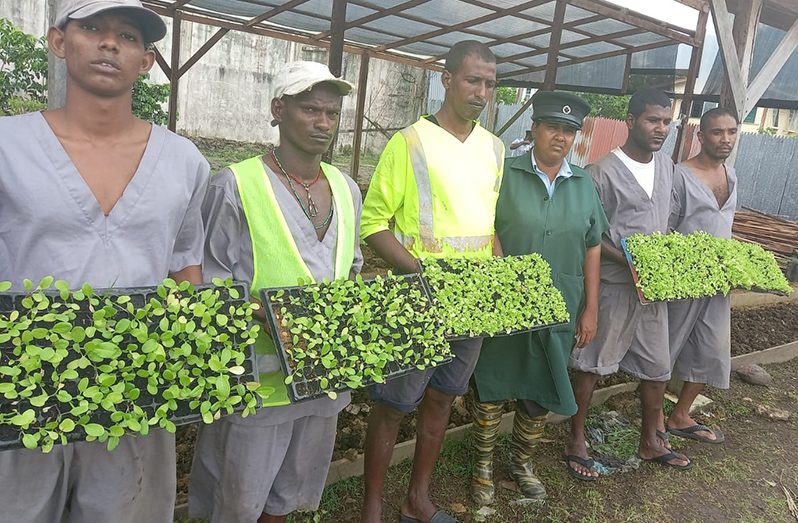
[0,112,210,288]
[0,111,209,523]
[587,150,674,284]
[670,163,737,237]
[667,163,737,389]
[202,159,363,424]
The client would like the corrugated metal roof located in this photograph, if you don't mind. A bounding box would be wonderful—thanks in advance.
[702,24,798,106]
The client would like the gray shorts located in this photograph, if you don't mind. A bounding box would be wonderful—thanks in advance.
[188,411,338,521]
[569,283,670,382]
[668,294,731,388]
[0,430,175,523]
[369,337,482,413]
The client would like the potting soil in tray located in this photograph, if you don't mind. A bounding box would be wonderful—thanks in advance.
[0,280,259,451]
[420,254,570,340]
[622,232,793,303]
[262,273,451,402]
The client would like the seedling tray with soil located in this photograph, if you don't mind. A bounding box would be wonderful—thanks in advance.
[420,255,570,340]
[0,277,262,452]
[622,232,793,304]
[262,273,451,403]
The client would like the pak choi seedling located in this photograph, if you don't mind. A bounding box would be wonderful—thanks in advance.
[421,254,570,338]
[265,273,450,401]
[0,277,268,452]
[625,232,792,301]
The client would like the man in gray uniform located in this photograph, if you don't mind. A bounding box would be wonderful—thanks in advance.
[188,61,362,523]
[662,107,739,444]
[0,1,209,522]
[567,89,692,478]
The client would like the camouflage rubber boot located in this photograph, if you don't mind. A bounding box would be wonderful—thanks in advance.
[470,400,504,505]
[508,410,548,500]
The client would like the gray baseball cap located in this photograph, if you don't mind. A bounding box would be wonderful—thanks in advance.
[55,0,167,43]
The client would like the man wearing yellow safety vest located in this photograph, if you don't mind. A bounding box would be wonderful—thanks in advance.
[188,61,363,523]
[359,41,505,523]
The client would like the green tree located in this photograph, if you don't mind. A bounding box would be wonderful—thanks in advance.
[0,18,170,123]
[495,86,518,105]
[575,91,630,120]
[132,74,170,126]
[0,18,48,115]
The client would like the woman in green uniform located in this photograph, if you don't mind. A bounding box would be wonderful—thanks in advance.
[470,92,609,504]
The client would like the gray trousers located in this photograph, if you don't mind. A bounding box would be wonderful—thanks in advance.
[668,294,731,388]
[0,430,175,523]
[189,412,338,522]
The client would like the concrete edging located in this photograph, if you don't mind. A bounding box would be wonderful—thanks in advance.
[730,340,798,369]
[730,285,798,309]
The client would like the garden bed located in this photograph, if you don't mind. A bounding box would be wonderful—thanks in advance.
[0,278,261,452]
[262,274,450,402]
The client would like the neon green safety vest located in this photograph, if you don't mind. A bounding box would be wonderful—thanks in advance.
[361,117,504,260]
[229,155,355,406]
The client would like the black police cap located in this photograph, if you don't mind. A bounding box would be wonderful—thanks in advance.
[531,91,591,130]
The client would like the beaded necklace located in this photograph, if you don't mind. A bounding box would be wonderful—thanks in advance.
[272,149,333,230]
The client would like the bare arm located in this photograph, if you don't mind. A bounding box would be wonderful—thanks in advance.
[169,264,203,285]
[492,235,504,257]
[575,244,601,348]
[364,230,420,274]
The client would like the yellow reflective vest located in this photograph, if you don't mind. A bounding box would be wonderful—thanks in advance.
[361,117,504,259]
[229,155,355,406]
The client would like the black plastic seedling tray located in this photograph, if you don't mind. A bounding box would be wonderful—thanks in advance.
[0,281,258,450]
[419,258,568,341]
[261,274,452,403]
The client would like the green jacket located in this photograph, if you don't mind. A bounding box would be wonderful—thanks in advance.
[473,151,609,414]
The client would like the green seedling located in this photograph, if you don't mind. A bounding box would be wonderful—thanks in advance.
[421,254,570,337]
[626,232,792,301]
[271,273,449,399]
[0,276,265,452]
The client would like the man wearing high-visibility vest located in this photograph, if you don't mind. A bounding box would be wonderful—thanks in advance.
[359,41,504,523]
[188,61,363,523]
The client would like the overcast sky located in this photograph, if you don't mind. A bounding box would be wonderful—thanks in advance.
[605,0,716,35]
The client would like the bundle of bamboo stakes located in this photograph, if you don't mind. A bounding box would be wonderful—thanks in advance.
[732,209,798,268]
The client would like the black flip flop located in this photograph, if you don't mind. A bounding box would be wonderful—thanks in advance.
[639,451,694,471]
[564,454,599,481]
[667,424,725,444]
[656,429,671,448]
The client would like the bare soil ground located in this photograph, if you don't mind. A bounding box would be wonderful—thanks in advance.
[302,358,798,523]
[174,302,798,512]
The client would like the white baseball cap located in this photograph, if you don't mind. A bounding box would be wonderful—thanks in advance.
[274,61,354,99]
[55,0,167,43]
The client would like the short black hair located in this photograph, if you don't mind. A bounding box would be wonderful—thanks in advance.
[445,40,496,74]
[699,107,739,132]
[628,88,671,117]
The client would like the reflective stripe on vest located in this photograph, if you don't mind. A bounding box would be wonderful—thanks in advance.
[229,155,356,405]
[399,124,503,256]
